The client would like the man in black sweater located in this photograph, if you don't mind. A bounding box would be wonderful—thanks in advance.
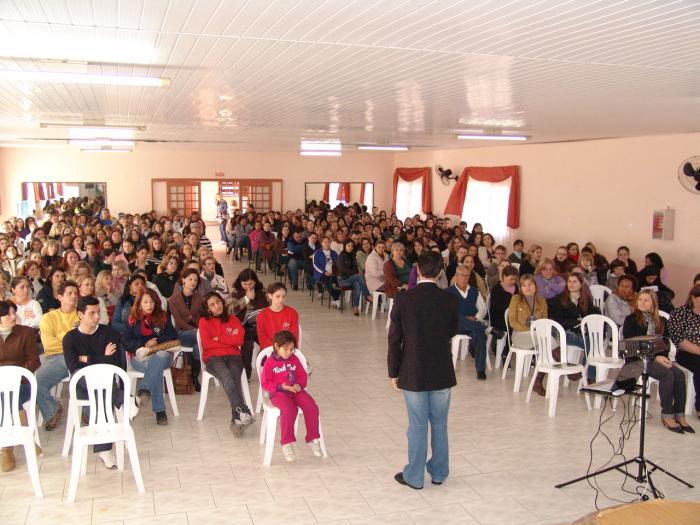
[388,252,459,490]
[63,296,127,470]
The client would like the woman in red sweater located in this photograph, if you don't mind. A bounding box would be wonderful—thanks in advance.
[198,292,254,436]
[256,282,299,350]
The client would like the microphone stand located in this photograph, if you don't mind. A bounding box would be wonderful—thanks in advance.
[556,355,693,498]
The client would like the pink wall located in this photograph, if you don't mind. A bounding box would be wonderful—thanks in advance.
[394,132,700,303]
[0,147,394,217]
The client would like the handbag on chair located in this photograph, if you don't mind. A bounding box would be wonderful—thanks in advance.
[170,351,194,395]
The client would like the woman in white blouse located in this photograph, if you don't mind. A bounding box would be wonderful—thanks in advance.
[10,276,42,329]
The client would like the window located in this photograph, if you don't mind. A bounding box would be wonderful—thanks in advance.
[395,178,423,220]
[167,182,200,216]
[461,178,511,241]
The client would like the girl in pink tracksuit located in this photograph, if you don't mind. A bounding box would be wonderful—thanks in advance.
[261,330,321,461]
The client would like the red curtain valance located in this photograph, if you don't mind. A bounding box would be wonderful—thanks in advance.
[391,167,432,214]
[444,166,520,229]
[359,183,366,204]
[322,183,329,202]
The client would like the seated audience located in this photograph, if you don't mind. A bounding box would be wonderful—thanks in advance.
[62,296,125,469]
[448,264,488,380]
[256,282,299,351]
[122,288,178,425]
[623,290,693,433]
[37,281,79,430]
[605,275,637,326]
[508,275,548,357]
[508,239,525,264]
[36,268,66,313]
[169,268,204,391]
[610,245,638,276]
[637,265,675,313]
[10,276,42,329]
[153,255,180,299]
[668,285,700,419]
[199,291,254,435]
[489,266,520,353]
[383,242,410,299]
[606,260,627,290]
[486,245,508,289]
[75,274,109,325]
[534,259,566,300]
[553,246,572,275]
[518,244,542,276]
[365,240,388,293]
[0,300,41,472]
[337,239,371,316]
[548,273,600,351]
[313,236,340,306]
[286,230,305,291]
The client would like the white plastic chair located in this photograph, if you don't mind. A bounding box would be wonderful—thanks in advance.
[365,291,387,320]
[65,364,144,503]
[254,325,303,414]
[255,346,328,466]
[659,311,694,415]
[581,314,624,409]
[590,285,612,315]
[526,319,591,417]
[501,308,538,392]
[126,352,179,416]
[385,298,395,329]
[0,367,43,498]
[196,330,252,421]
[450,335,471,371]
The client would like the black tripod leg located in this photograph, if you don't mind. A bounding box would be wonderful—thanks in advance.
[646,460,695,489]
[556,458,637,489]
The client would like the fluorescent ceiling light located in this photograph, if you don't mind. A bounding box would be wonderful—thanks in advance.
[81,148,132,153]
[0,70,170,87]
[300,140,341,152]
[0,35,156,64]
[357,145,409,151]
[70,139,135,147]
[41,122,146,131]
[300,151,341,157]
[69,128,135,140]
[456,134,528,141]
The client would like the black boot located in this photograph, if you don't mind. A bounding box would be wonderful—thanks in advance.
[191,359,202,392]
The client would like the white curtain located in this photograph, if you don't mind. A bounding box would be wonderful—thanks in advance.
[363,183,374,209]
[395,178,423,220]
[461,178,511,241]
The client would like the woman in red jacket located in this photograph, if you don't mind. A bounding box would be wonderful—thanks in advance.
[256,282,299,350]
[198,292,254,436]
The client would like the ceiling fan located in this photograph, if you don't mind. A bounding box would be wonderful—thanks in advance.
[679,157,700,194]
[435,165,458,185]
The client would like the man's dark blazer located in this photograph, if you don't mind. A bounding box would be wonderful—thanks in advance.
[387,281,459,392]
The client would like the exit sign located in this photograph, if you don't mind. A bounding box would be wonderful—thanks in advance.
[215,171,224,177]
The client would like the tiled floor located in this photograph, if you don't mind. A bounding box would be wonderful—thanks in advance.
[1,245,699,525]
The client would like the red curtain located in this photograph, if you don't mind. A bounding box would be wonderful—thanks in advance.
[444,166,520,229]
[21,183,28,201]
[391,167,432,214]
[46,183,55,199]
[322,183,329,202]
[56,183,64,196]
[337,183,350,202]
[359,183,365,204]
[34,182,45,201]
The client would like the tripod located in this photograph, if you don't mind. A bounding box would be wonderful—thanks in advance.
[556,356,694,498]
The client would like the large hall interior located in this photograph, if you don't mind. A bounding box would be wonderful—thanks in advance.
[0,2,699,525]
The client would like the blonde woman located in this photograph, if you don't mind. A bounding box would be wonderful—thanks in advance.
[76,274,109,325]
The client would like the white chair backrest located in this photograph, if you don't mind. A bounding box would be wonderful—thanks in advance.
[68,364,130,430]
[0,366,37,431]
[658,311,677,359]
[531,319,566,366]
[511,263,520,271]
[196,329,202,352]
[590,285,612,312]
[298,325,303,348]
[504,307,512,346]
[581,314,620,362]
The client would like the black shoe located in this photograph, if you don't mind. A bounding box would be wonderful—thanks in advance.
[292,285,299,291]
[156,411,168,425]
[679,423,695,434]
[662,420,684,434]
[477,371,487,380]
[137,388,151,400]
[193,377,201,392]
[394,472,422,490]
[431,480,443,485]
[226,246,231,255]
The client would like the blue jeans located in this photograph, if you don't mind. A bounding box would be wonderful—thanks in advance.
[178,329,201,361]
[565,331,595,381]
[130,351,174,413]
[287,258,301,287]
[339,274,370,308]
[235,237,251,259]
[36,354,69,421]
[218,221,227,243]
[402,388,451,488]
[458,318,487,373]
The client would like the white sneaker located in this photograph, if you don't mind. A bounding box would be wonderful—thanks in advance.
[331,300,340,309]
[99,450,117,469]
[282,443,296,462]
[309,439,323,457]
[239,411,255,427]
[129,396,140,419]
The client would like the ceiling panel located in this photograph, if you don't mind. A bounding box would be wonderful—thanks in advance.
[0,0,699,151]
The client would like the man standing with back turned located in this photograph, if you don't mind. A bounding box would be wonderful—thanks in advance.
[388,251,459,489]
